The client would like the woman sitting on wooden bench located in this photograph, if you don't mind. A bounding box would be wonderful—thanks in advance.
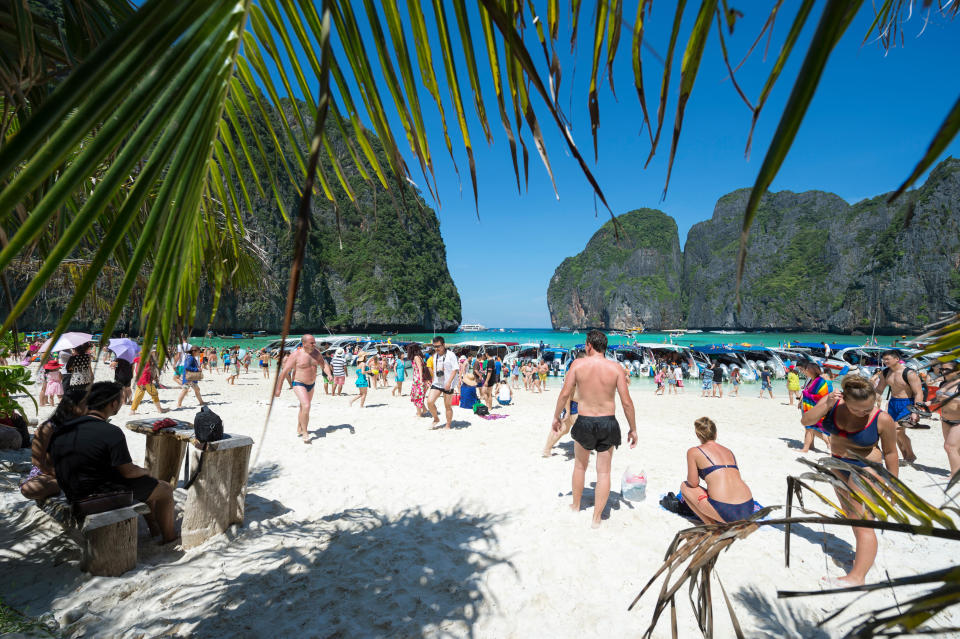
[48,382,177,544]
[19,395,79,502]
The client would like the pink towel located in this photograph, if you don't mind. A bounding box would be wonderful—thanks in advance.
[481,414,508,420]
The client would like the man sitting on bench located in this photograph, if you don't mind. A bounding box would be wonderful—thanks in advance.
[48,382,177,544]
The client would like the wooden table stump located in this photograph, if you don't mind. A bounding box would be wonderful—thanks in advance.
[126,419,193,486]
[182,435,254,549]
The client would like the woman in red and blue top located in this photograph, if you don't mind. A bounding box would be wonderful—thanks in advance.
[801,375,898,587]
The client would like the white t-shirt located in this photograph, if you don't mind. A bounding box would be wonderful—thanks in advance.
[673,366,683,381]
[497,384,512,402]
[432,350,459,389]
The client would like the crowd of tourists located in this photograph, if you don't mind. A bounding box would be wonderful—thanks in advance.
[3,330,959,588]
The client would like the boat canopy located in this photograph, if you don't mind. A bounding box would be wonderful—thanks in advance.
[632,343,687,351]
[693,344,778,355]
[787,342,859,350]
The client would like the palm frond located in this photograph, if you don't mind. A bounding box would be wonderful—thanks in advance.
[1,0,958,378]
[634,454,960,638]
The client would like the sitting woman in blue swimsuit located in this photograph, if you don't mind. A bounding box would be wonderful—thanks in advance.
[800,375,898,586]
[681,417,754,524]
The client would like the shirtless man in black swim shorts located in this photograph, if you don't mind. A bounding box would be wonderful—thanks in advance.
[276,334,332,444]
[552,329,637,528]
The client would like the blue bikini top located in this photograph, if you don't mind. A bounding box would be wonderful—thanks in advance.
[697,447,739,479]
[819,402,880,447]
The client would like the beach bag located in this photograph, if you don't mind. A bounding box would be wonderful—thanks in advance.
[621,466,647,501]
[184,407,224,490]
[472,402,489,416]
[193,406,223,443]
[452,393,460,405]
[185,369,203,382]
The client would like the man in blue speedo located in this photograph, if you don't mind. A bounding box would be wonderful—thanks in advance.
[876,350,922,463]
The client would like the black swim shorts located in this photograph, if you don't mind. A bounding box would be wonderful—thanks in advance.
[571,415,621,452]
[121,475,159,503]
[430,385,454,395]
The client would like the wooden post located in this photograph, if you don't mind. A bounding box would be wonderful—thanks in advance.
[145,436,187,486]
[181,435,253,549]
[80,507,139,576]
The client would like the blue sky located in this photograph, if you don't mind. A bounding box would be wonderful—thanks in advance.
[294,3,960,327]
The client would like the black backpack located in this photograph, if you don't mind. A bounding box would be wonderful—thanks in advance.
[193,405,223,443]
[183,406,223,489]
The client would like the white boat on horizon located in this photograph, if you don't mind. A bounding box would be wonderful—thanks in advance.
[458,323,487,332]
[710,330,746,334]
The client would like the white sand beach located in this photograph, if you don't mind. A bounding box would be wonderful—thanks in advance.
[2,367,957,638]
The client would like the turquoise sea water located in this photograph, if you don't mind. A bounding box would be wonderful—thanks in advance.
[197,328,907,352]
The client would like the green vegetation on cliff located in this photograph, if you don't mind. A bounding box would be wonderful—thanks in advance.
[547,209,683,329]
[551,158,960,333]
[681,157,960,331]
[220,98,461,333]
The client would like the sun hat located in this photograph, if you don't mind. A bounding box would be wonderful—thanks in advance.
[335,347,344,356]
[458,355,466,362]
[462,373,478,387]
[43,360,61,370]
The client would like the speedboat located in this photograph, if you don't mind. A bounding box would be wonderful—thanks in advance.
[691,345,762,382]
[541,347,571,376]
[458,323,487,332]
[504,343,541,366]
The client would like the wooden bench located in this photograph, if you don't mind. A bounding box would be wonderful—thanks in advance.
[37,497,150,577]
[125,419,253,549]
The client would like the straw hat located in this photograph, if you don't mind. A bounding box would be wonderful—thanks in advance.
[335,347,344,356]
[462,373,478,387]
[43,360,61,371]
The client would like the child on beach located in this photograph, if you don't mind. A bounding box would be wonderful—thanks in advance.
[729,367,741,397]
[786,366,801,406]
[392,354,405,396]
[43,361,63,403]
[351,355,370,407]
[654,369,665,395]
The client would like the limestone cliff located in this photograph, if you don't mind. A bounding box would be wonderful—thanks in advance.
[548,157,960,332]
[6,98,462,334]
[683,157,960,331]
[547,209,683,330]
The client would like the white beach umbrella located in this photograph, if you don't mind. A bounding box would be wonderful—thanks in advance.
[107,338,140,362]
[50,332,93,353]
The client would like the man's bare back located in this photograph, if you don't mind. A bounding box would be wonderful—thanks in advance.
[567,355,629,417]
[552,331,637,527]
